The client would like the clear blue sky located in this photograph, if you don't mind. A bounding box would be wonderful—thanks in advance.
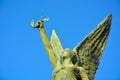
[0,0,120,80]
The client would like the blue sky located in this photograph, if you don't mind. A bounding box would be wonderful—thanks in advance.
[0,0,120,80]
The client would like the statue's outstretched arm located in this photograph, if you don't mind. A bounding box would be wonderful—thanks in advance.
[34,19,57,68]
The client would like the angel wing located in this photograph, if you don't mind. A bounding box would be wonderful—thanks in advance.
[73,14,112,80]
[50,30,63,60]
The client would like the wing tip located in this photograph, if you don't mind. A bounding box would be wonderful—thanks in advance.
[108,13,112,18]
[106,13,112,22]
[52,29,56,35]
[101,13,112,25]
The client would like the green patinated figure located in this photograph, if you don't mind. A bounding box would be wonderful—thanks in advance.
[31,14,112,80]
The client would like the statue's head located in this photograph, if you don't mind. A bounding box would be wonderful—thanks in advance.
[60,48,80,66]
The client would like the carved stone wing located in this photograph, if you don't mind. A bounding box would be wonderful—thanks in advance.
[73,14,112,80]
[50,30,63,60]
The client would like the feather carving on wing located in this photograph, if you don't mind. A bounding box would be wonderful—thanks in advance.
[50,30,63,60]
[73,14,112,80]
[31,14,112,80]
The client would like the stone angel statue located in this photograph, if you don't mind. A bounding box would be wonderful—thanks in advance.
[31,14,112,80]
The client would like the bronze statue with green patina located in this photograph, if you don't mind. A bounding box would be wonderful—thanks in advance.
[31,14,112,80]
